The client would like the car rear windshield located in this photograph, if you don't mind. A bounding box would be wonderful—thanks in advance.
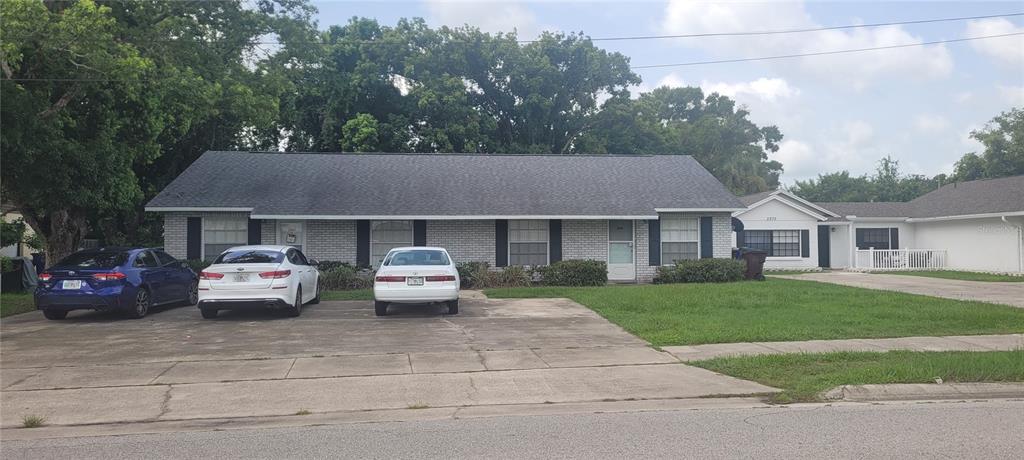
[213,250,285,264]
[384,250,450,266]
[56,251,129,269]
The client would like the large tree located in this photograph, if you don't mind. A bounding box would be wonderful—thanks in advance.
[791,156,943,202]
[953,107,1024,181]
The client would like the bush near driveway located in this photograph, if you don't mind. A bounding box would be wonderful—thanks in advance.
[318,263,372,290]
[537,260,607,286]
[484,279,1024,346]
[456,262,533,289]
[654,258,745,283]
[693,350,1024,403]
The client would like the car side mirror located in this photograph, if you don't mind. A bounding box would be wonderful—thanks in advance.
[308,258,320,266]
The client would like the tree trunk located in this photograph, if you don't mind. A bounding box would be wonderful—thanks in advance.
[20,209,88,269]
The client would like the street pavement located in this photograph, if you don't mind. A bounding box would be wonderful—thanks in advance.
[3,399,1022,459]
[777,272,1024,308]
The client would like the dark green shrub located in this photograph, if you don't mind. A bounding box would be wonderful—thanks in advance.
[456,261,490,289]
[319,264,372,290]
[1,256,14,273]
[184,259,211,273]
[316,261,355,272]
[654,259,745,283]
[494,265,533,288]
[537,260,607,286]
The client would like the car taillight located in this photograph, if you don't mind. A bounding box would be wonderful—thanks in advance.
[425,275,456,282]
[199,271,224,280]
[375,275,406,282]
[93,272,127,281]
[38,273,52,281]
[258,270,291,279]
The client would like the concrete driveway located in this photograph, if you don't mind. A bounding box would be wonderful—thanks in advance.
[1,296,774,429]
[777,272,1024,308]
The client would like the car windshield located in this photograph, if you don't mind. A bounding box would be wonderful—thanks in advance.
[384,249,450,266]
[213,250,285,264]
[56,251,129,269]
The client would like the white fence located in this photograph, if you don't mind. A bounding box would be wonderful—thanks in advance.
[854,249,947,271]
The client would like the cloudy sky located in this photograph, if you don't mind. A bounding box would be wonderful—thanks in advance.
[311,0,1024,184]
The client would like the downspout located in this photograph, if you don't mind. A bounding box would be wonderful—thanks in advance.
[1002,216,1024,273]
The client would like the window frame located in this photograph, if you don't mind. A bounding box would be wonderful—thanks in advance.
[508,219,550,267]
[857,227,892,250]
[744,229,804,258]
[660,216,700,265]
[370,220,414,267]
[201,215,249,261]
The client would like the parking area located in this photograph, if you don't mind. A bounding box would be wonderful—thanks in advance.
[1,297,775,427]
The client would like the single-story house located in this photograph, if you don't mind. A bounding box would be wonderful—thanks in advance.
[146,151,746,282]
[735,175,1024,273]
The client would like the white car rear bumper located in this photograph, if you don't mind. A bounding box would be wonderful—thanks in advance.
[373,285,459,303]
[198,285,294,307]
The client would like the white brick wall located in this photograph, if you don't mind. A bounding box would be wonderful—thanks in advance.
[161,212,251,260]
[562,220,607,261]
[635,219,657,282]
[426,220,496,266]
[305,220,357,263]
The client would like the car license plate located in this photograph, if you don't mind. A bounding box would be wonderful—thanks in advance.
[62,280,82,290]
[407,277,424,286]
[234,274,250,282]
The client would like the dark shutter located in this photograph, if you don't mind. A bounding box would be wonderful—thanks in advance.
[855,228,866,250]
[549,219,562,263]
[890,228,899,250]
[247,219,262,245]
[699,216,713,259]
[495,220,508,267]
[817,226,831,268]
[413,220,427,246]
[736,230,745,248]
[356,220,370,268]
[186,217,202,260]
[648,219,661,266]
[800,229,810,258]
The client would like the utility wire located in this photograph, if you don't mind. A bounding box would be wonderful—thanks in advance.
[3,33,1021,82]
[630,32,1024,69]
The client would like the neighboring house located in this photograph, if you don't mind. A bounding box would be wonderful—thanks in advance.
[1,203,37,258]
[735,175,1024,273]
[146,151,745,282]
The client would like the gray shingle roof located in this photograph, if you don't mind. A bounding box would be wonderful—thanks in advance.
[814,202,910,219]
[738,190,775,206]
[146,151,745,217]
[906,175,1024,218]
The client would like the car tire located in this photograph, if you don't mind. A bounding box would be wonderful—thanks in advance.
[310,280,321,304]
[185,281,199,306]
[42,309,68,320]
[125,288,151,319]
[200,307,218,319]
[447,299,459,315]
[287,286,302,317]
[374,301,388,317]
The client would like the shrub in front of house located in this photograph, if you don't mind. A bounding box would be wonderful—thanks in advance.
[184,259,211,273]
[456,261,491,289]
[537,260,607,286]
[654,259,745,284]
[493,265,533,288]
[318,263,373,290]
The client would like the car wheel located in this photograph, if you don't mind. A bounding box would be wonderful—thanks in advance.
[447,299,459,315]
[185,281,199,306]
[287,286,302,317]
[42,309,68,320]
[126,288,151,319]
[200,307,218,319]
[310,280,321,304]
[374,301,388,317]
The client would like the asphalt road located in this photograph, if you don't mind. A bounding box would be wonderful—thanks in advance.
[3,400,1023,459]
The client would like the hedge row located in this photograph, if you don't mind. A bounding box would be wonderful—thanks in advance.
[653,259,745,284]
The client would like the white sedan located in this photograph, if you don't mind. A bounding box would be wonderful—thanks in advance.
[197,245,320,319]
[373,247,460,316]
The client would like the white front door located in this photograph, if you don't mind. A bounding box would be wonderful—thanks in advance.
[607,220,635,281]
[277,221,305,251]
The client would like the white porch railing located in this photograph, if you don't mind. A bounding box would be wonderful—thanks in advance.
[854,248,947,271]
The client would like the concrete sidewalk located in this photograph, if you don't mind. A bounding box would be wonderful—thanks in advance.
[776,272,1024,308]
[663,334,1024,361]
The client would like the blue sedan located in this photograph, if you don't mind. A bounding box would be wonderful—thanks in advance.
[35,247,199,320]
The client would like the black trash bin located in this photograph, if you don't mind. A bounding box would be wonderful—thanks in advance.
[739,248,767,281]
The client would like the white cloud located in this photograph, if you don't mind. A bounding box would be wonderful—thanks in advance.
[965,18,1024,66]
[701,77,799,102]
[954,91,974,104]
[424,0,542,39]
[998,85,1024,106]
[773,121,879,182]
[659,0,953,89]
[913,114,950,133]
[657,73,687,88]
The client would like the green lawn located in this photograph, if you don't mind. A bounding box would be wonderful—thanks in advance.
[484,279,1024,346]
[693,350,1024,403]
[1,292,35,317]
[321,289,373,300]
[875,270,1024,282]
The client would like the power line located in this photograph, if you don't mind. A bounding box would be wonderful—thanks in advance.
[630,32,1024,69]
[3,32,1020,82]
